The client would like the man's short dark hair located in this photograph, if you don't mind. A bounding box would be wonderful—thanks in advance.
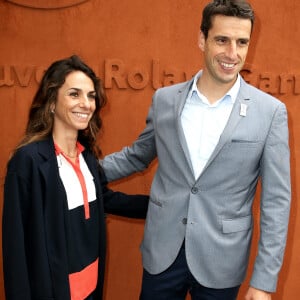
[200,0,255,38]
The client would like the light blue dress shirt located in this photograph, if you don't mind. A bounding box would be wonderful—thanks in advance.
[181,71,241,179]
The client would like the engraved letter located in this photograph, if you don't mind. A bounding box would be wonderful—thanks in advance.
[104,59,127,89]
[35,66,46,84]
[163,69,181,87]
[152,59,162,90]
[13,66,35,87]
[0,65,14,87]
[127,67,149,90]
[295,74,300,95]
[279,74,294,95]
[258,73,278,95]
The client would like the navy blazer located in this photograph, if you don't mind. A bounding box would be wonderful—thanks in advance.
[2,137,148,300]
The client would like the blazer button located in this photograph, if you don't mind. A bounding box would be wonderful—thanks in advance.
[191,187,198,194]
[182,218,187,224]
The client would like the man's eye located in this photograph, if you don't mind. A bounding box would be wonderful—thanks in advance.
[238,39,249,46]
[216,38,227,44]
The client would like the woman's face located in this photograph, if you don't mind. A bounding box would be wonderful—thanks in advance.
[52,71,96,135]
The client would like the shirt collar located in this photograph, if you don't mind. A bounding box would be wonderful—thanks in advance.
[54,141,84,156]
[190,70,241,105]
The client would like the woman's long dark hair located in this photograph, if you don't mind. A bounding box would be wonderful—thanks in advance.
[16,55,106,157]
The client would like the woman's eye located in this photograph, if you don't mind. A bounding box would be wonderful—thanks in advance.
[69,92,79,97]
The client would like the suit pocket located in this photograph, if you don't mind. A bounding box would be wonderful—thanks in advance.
[222,215,253,233]
[149,197,163,207]
[231,139,262,147]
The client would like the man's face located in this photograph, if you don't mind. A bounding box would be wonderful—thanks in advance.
[198,15,252,86]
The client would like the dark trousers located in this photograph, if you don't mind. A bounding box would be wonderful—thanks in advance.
[139,244,240,300]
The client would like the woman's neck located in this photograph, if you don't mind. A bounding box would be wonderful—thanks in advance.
[52,132,78,158]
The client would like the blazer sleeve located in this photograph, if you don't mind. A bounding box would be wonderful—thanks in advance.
[250,102,291,292]
[101,100,157,182]
[2,165,32,300]
[100,169,149,219]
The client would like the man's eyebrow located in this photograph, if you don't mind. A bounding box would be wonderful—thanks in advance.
[213,35,250,41]
[238,38,250,42]
[214,35,228,39]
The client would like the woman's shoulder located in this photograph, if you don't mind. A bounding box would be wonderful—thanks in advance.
[8,139,53,169]
[12,142,37,158]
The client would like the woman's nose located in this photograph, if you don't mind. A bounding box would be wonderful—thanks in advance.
[79,96,91,108]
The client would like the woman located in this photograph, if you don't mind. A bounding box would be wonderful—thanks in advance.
[2,55,148,300]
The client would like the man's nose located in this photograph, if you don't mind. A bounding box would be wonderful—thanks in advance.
[226,42,238,59]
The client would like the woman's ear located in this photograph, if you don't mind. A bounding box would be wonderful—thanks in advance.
[50,103,56,114]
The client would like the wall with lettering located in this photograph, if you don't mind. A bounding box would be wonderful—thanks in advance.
[0,0,299,299]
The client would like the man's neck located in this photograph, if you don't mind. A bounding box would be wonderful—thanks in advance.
[197,72,237,104]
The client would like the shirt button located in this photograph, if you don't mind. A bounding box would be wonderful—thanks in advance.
[191,187,198,194]
[182,218,187,225]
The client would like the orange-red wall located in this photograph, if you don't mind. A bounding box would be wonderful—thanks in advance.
[0,0,299,299]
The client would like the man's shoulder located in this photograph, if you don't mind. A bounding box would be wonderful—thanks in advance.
[155,79,192,96]
[240,79,284,106]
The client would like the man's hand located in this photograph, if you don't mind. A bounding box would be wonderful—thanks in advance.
[245,287,271,300]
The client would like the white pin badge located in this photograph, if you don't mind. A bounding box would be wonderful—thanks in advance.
[240,103,248,117]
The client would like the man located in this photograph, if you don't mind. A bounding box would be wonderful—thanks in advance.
[101,0,291,299]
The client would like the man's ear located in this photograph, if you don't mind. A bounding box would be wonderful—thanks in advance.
[198,31,206,52]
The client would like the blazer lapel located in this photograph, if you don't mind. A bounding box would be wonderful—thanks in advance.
[175,79,195,180]
[196,79,252,180]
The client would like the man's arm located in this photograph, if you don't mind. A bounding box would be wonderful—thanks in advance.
[99,168,149,219]
[101,102,157,181]
[250,102,291,293]
[245,287,271,300]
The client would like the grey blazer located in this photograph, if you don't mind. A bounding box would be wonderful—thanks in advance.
[102,76,291,292]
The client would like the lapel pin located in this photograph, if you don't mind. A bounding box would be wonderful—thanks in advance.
[240,103,248,117]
